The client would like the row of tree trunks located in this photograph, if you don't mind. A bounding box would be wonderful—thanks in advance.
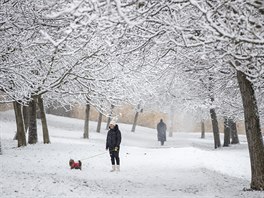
[93,104,142,134]
[237,70,264,190]
[223,118,240,147]
[201,117,239,144]
[13,95,50,146]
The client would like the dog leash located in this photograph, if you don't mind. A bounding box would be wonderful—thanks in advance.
[80,151,107,161]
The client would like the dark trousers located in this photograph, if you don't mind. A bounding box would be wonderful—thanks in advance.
[109,150,120,165]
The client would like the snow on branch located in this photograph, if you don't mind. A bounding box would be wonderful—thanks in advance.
[39,29,72,47]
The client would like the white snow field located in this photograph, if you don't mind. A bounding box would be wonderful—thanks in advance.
[1,110,264,198]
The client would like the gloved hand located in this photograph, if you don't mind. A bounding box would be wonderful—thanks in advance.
[114,147,119,151]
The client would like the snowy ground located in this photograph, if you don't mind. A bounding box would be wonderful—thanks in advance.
[1,110,264,198]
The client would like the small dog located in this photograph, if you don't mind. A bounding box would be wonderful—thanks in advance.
[69,159,82,170]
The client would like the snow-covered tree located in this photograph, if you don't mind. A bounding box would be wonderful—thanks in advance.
[49,0,264,190]
[94,0,264,190]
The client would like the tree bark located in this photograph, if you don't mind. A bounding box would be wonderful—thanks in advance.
[23,105,29,133]
[37,95,50,144]
[28,98,38,144]
[83,104,90,139]
[237,70,264,190]
[169,107,174,137]
[210,108,221,149]
[96,112,103,133]
[13,101,27,147]
[223,117,230,147]
[201,120,205,139]
[229,119,239,144]
[131,111,139,132]
[208,75,221,149]
[0,137,2,155]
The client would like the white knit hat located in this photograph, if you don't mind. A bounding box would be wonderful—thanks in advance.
[109,120,116,126]
[109,117,118,126]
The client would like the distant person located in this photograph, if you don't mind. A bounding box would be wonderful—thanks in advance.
[106,119,122,172]
[157,119,167,146]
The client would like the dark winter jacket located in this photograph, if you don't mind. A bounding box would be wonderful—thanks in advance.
[157,120,167,142]
[106,125,122,151]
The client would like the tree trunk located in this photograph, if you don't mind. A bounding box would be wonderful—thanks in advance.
[96,112,103,133]
[131,111,139,132]
[229,119,239,144]
[106,117,111,130]
[28,98,38,144]
[106,104,114,130]
[201,120,205,139]
[14,105,29,140]
[23,105,29,133]
[37,95,50,144]
[237,70,264,190]
[223,117,230,147]
[83,104,90,139]
[210,108,221,149]
[13,101,27,147]
[0,137,2,155]
[169,107,174,137]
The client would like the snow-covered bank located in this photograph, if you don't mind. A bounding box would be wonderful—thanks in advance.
[0,110,263,198]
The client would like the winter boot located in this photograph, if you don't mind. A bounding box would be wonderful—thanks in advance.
[116,165,120,172]
[110,165,116,172]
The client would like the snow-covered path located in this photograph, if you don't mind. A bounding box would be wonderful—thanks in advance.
[1,111,264,197]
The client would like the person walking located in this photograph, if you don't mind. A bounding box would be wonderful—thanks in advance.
[106,119,122,172]
[157,119,167,146]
